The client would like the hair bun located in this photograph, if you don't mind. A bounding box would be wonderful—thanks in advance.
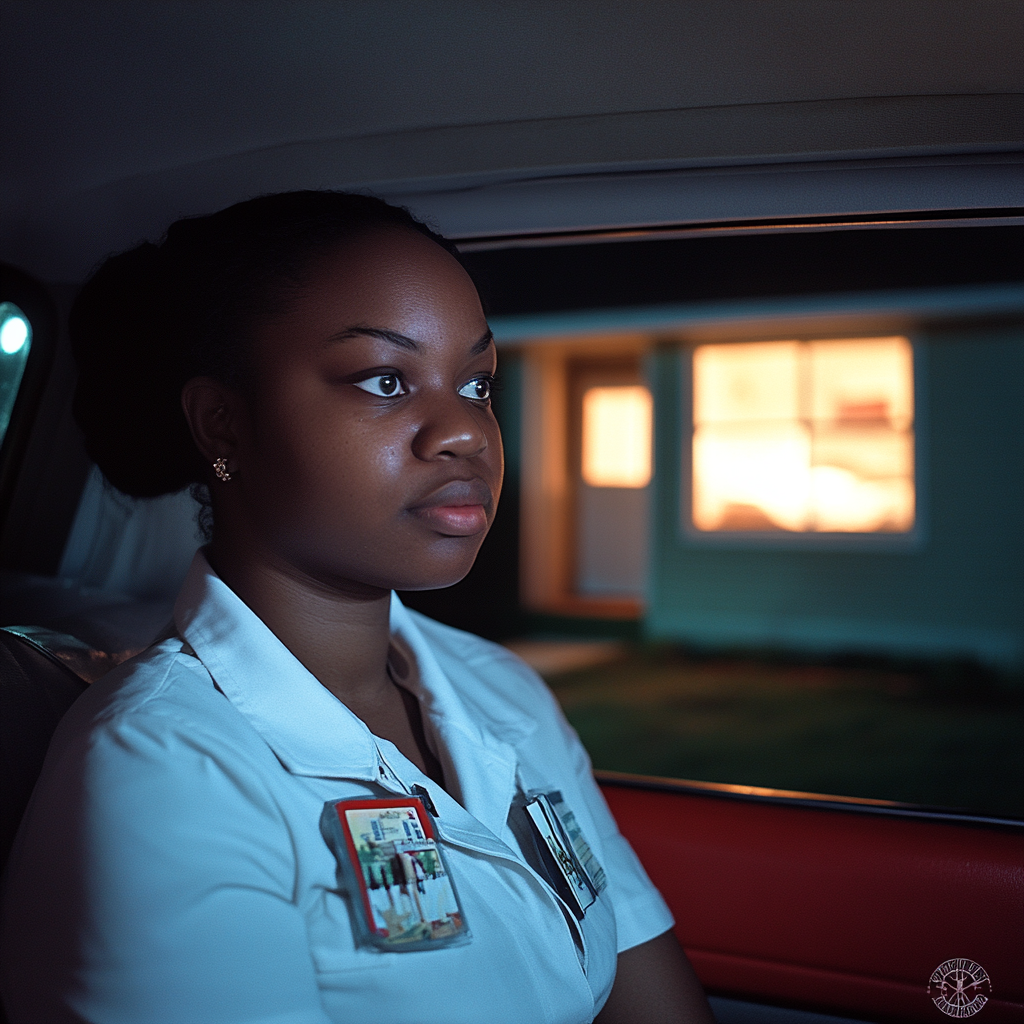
[69,190,459,500]
[71,242,203,497]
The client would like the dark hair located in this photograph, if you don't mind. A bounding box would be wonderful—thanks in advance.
[71,191,459,498]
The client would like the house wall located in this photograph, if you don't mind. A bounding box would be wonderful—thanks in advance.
[644,326,1024,671]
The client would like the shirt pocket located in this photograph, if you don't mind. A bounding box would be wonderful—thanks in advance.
[306,886,397,978]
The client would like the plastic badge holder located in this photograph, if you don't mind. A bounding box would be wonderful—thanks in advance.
[546,790,607,895]
[524,791,605,919]
[321,797,470,952]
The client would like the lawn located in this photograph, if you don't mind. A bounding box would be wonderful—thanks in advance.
[535,647,1024,818]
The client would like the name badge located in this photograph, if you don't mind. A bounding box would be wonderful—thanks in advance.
[524,791,606,919]
[321,797,470,951]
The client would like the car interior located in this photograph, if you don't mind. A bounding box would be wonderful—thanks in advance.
[1,4,1022,1023]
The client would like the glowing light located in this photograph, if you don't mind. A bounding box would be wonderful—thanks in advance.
[810,465,915,533]
[809,337,913,428]
[0,303,34,447]
[582,385,653,488]
[692,338,914,533]
[0,315,28,355]
[693,341,800,423]
[693,423,809,531]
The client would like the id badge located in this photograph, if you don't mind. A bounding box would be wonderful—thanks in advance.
[524,791,605,919]
[321,797,470,952]
[546,790,607,896]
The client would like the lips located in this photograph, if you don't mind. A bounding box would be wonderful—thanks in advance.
[408,478,494,536]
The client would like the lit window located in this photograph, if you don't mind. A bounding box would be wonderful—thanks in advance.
[692,337,914,533]
[0,301,33,447]
[581,385,653,488]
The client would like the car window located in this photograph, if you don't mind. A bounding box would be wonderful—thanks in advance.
[401,224,1024,820]
[20,221,1023,821]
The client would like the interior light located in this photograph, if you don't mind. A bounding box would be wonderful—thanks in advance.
[0,314,29,355]
[582,385,653,488]
[0,303,34,446]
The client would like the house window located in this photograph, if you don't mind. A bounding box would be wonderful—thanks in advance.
[581,385,653,488]
[691,337,915,533]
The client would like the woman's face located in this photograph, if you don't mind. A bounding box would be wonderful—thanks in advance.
[224,226,502,594]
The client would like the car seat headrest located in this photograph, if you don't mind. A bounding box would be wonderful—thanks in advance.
[1,625,140,685]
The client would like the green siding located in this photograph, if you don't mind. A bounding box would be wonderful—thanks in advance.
[645,329,1024,670]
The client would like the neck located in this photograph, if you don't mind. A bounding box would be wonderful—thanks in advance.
[206,537,394,710]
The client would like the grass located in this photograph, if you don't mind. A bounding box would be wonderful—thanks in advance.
[541,647,1024,818]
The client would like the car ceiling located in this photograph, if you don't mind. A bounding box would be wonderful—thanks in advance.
[2,0,1022,282]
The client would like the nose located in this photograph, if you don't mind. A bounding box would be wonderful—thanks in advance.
[411,390,489,461]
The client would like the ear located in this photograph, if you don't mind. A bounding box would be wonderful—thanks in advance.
[181,376,246,471]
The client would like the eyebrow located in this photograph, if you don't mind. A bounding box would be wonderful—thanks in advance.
[327,326,494,354]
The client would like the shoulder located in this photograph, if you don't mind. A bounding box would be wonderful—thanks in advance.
[403,608,566,737]
[47,637,278,787]
[59,637,228,731]
[20,638,294,887]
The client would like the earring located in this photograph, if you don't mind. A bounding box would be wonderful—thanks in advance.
[212,457,232,482]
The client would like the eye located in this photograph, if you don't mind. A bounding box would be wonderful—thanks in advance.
[458,376,493,401]
[353,374,407,397]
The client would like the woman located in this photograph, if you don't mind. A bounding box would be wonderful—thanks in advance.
[1,192,713,1023]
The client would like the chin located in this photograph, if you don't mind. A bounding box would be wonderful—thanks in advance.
[392,556,479,593]
[395,570,474,593]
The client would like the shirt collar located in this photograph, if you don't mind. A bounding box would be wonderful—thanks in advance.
[173,550,520,822]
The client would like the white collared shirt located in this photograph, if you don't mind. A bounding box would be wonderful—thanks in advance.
[1,552,672,1024]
